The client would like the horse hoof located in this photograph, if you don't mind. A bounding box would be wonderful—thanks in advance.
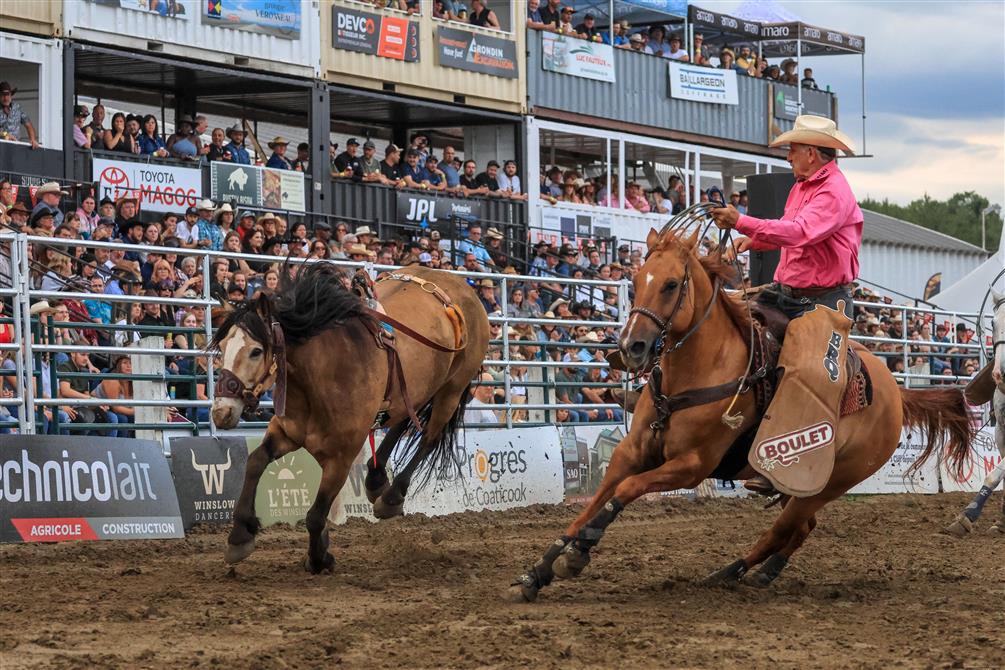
[987,522,1004,535]
[224,538,256,565]
[742,571,776,589]
[503,583,538,603]
[941,516,973,538]
[372,496,404,520]
[365,482,389,505]
[702,559,747,588]
[303,552,335,574]
[552,549,589,580]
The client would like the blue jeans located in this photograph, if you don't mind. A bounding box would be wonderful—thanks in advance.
[42,409,72,435]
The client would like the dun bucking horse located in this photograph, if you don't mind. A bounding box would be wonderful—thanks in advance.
[211,262,489,573]
[509,225,974,601]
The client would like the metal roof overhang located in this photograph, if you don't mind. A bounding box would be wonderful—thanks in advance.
[325,83,522,129]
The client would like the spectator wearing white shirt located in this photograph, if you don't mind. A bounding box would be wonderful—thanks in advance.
[665,34,689,62]
[497,160,526,200]
[175,206,202,249]
[464,373,499,425]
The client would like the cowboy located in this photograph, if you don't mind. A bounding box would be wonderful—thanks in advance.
[710,115,861,496]
[0,81,39,148]
[32,182,67,228]
[265,136,292,170]
[195,199,222,250]
[224,124,251,165]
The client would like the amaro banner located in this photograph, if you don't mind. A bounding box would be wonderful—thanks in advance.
[93,158,201,214]
[436,26,517,79]
[668,62,738,105]
[0,436,184,543]
[203,0,302,39]
[169,437,249,529]
[541,33,615,83]
[332,5,420,62]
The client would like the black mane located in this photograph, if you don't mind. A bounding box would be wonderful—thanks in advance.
[210,261,371,349]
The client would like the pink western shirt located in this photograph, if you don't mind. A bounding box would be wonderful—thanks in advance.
[736,162,862,289]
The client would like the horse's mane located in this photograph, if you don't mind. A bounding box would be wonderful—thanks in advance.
[694,254,750,334]
[209,261,371,349]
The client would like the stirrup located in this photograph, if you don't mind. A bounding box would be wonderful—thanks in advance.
[743,474,777,496]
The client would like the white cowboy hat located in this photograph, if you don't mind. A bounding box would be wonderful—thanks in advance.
[355,225,375,237]
[485,227,504,240]
[36,181,68,196]
[214,203,234,218]
[347,243,369,256]
[770,115,856,155]
[196,198,215,211]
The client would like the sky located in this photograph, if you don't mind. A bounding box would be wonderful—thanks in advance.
[709,0,1005,207]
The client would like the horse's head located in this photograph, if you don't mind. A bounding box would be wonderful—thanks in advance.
[210,294,279,429]
[992,288,1005,389]
[619,227,703,371]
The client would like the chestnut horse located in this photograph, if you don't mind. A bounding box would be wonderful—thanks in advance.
[509,227,974,601]
[211,262,489,573]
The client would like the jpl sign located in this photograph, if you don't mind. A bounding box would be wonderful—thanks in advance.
[93,158,202,214]
[396,190,483,232]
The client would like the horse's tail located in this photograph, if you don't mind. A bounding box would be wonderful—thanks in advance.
[901,387,976,478]
[396,386,472,491]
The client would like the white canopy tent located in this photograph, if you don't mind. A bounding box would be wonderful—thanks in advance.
[930,219,1005,315]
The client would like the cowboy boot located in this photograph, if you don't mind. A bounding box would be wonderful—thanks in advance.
[602,387,641,413]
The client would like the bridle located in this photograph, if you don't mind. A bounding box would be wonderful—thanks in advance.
[214,320,287,416]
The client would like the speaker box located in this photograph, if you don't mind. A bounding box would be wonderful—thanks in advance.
[744,172,795,285]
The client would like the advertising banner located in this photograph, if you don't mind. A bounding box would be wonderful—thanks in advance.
[541,32,615,83]
[773,87,832,121]
[93,157,201,214]
[539,206,621,245]
[87,0,191,20]
[939,428,1003,493]
[210,162,305,212]
[203,0,301,39]
[329,427,566,524]
[436,26,517,79]
[849,429,941,495]
[169,437,249,529]
[396,190,483,230]
[668,61,738,105]
[332,5,420,62]
[0,436,184,543]
[247,437,322,527]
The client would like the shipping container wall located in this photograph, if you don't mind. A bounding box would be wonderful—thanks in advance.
[0,0,61,37]
[527,29,836,151]
[0,31,63,150]
[321,1,524,114]
[62,0,319,78]
[859,243,986,301]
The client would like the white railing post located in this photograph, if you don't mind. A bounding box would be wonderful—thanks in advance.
[15,233,35,434]
[202,252,216,436]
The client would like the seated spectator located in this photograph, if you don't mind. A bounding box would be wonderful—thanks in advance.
[497,160,525,199]
[94,355,134,437]
[57,343,113,436]
[291,142,310,172]
[706,186,725,205]
[485,227,508,266]
[464,372,498,425]
[138,114,168,157]
[34,181,67,228]
[666,33,689,62]
[265,136,293,170]
[167,115,200,160]
[0,81,39,148]
[764,64,782,81]
[380,143,404,186]
[599,180,622,208]
[75,195,99,238]
[459,160,487,195]
[72,105,92,149]
[578,179,598,206]
[30,206,57,235]
[224,124,251,164]
[625,182,651,212]
[526,0,548,30]
[457,225,493,267]
[463,252,483,274]
[692,33,710,65]
[575,13,602,41]
[802,67,819,90]
[468,0,500,28]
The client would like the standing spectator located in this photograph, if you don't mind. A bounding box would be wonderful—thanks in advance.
[604,20,630,47]
[333,138,362,177]
[103,112,138,153]
[736,46,755,72]
[291,142,310,172]
[263,136,290,169]
[418,154,447,190]
[666,34,689,61]
[646,25,668,56]
[692,33,710,65]
[408,132,430,168]
[94,356,135,437]
[358,140,383,181]
[780,59,799,85]
[401,149,426,189]
[526,0,548,30]
[224,124,251,164]
[476,160,501,194]
[575,13,601,41]
[72,105,92,149]
[497,160,524,199]
[88,103,106,136]
[205,127,228,162]
[166,115,200,160]
[468,0,500,28]
[0,81,39,148]
[538,0,561,28]
[137,114,168,157]
[627,32,645,52]
[558,7,578,36]
[380,143,404,185]
[719,48,745,74]
[459,160,487,195]
[625,182,651,212]
[440,146,461,189]
[802,68,819,90]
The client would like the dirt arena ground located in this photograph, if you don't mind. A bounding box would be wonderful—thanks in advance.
[2,493,1002,669]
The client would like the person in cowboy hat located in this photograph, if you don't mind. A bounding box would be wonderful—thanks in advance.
[31,181,67,228]
[224,124,251,165]
[710,115,861,495]
[194,199,223,250]
[0,81,39,148]
[265,136,292,170]
[6,201,30,231]
[346,243,369,262]
[214,202,235,233]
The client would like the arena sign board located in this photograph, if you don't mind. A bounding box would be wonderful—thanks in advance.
[329,426,565,524]
[436,26,517,79]
[773,87,832,121]
[246,437,322,527]
[939,428,1002,493]
[668,61,739,105]
[85,0,191,20]
[332,5,420,62]
[210,162,305,213]
[93,157,201,214]
[0,436,184,543]
[169,437,249,529]
[396,190,483,231]
[541,32,615,83]
[202,0,302,39]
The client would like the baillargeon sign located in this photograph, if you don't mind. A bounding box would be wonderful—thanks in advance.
[667,61,738,105]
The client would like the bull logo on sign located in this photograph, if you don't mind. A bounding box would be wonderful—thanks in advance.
[191,449,232,496]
